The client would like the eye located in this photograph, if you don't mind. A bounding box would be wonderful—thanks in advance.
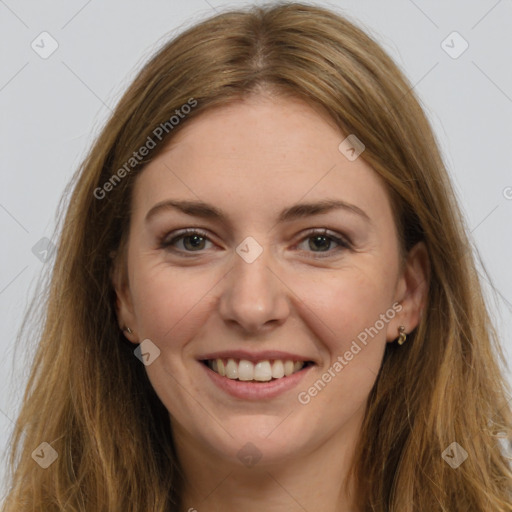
[159,228,351,258]
[159,229,214,254]
[295,229,351,258]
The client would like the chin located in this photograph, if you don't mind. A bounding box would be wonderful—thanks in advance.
[196,414,318,467]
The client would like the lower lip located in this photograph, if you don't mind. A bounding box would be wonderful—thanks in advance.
[201,362,313,400]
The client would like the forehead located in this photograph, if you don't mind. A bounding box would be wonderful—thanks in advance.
[131,95,394,229]
[163,94,345,165]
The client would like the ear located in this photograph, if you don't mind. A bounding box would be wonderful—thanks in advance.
[386,241,430,342]
[110,249,138,344]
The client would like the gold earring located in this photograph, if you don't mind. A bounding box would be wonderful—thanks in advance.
[397,325,407,345]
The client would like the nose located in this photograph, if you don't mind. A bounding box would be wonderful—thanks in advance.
[218,242,290,335]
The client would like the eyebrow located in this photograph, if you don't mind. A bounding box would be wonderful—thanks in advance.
[145,198,371,225]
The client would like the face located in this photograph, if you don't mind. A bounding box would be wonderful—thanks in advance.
[113,94,427,468]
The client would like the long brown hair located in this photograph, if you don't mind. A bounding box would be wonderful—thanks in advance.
[3,3,511,510]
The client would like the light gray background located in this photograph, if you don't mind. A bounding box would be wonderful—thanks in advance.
[1,0,511,498]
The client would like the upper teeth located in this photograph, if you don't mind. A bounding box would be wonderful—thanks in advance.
[207,358,306,381]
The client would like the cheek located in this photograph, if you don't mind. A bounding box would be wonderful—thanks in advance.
[130,259,220,343]
[292,262,397,351]
[292,270,394,417]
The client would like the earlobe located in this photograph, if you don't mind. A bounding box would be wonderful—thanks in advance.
[387,241,430,342]
[110,253,138,343]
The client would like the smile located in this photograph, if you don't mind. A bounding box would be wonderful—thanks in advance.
[204,358,312,382]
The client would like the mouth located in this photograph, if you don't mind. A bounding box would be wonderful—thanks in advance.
[201,358,315,382]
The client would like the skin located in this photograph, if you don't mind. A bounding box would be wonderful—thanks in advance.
[113,93,429,512]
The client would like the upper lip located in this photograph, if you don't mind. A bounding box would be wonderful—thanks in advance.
[198,350,315,364]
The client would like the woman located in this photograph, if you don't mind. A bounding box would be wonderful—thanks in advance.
[3,3,511,511]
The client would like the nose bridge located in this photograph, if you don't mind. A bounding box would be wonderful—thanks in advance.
[218,238,289,332]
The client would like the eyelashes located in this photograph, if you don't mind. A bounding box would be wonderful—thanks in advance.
[158,228,352,259]
[294,229,351,258]
[159,228,213,254]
